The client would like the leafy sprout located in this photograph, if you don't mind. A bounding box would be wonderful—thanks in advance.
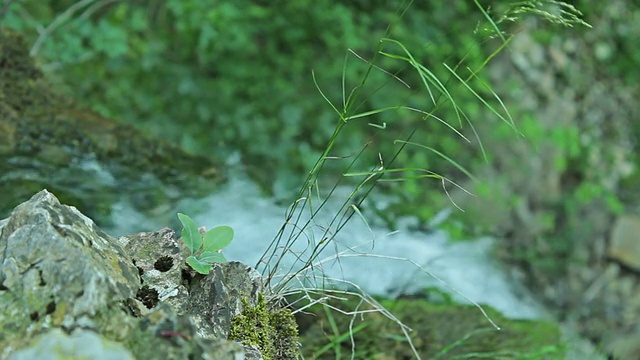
[177,213,233,274]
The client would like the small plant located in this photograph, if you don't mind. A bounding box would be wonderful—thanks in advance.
[177,213,233,274]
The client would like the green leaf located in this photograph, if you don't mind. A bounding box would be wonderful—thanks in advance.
[186,255,212,275]
[198,251,228,264]
[202,226,234,252]
[178,213,202,255]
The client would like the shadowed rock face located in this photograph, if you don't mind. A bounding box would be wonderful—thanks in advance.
[0,29,225,228]
[0,190,296,359]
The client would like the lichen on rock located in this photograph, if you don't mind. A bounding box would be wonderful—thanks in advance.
[0,190,299,359]
[0,190,140,356]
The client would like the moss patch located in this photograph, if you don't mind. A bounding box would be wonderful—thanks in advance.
[296,291,565,359]
[229,293,300,360]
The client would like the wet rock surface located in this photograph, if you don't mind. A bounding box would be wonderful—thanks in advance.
[0,29,224,229]
[0,190,294,359]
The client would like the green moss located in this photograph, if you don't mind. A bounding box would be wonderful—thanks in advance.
[229,293,299,360]
[297,291,565,359]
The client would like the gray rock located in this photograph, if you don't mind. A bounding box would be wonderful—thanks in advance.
[187,261,263,340]
[0,190,139,356]
[0,190,274,359]
[8,329,135,360]
[123,303,246,360]
[117,228,190,316]
[608,215,640,271]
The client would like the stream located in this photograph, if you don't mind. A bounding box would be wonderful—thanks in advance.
[108,166,545,321]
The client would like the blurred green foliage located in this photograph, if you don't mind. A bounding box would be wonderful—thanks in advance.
[3,0,606,238]
[575,0,640,86]
[4,3,637,353]
[3,0,498,208]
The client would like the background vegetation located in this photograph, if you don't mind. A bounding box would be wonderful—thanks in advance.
[3,0,630,227]
[3,0,639,356]
[3,0,520,220]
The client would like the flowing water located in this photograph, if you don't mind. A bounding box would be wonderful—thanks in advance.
[108,167,545,321]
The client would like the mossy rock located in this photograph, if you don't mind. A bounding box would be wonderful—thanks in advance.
[0,28,225,226]
[296,291,564,359]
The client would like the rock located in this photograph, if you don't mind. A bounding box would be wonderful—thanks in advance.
[0,190,298,359]
[8,329,135,360]
[0,190,140,356]
[116,229,265,339]
[117,228,190,317]
[606,327,640,360]
[123,303,247,360]
[187,261,264,340]
[608,215,640,271]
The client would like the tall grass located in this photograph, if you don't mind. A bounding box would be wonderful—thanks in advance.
[255,1,590,358]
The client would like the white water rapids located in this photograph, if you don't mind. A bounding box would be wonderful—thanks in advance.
[110,169,545,321]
